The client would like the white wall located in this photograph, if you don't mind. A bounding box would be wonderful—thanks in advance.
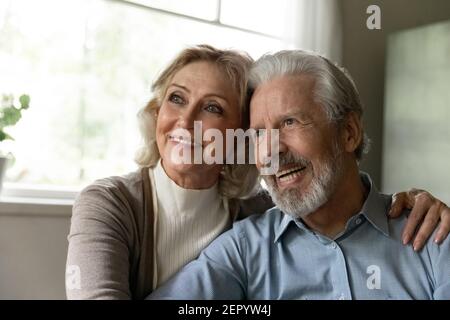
[0,200,72,299]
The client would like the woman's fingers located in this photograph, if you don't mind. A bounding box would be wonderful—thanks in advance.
[401,192,433,245]
[434,205,450,244]
[410,202,440,251]
[387,189,449,249]
[389,192,411,218]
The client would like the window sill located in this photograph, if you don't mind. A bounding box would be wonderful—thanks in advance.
[0,196,73,216]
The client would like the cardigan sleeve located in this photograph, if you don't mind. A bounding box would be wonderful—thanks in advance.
[237,191,275,219]
[66,179,136,299]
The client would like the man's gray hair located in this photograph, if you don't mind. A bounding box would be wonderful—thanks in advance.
[248,50,370,159]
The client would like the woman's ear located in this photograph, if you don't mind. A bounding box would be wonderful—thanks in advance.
[342,112,363,154]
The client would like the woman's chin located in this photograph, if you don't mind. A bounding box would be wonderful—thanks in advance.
[165,161,197,173]
[160,157,222,189]
[161,157,213,175]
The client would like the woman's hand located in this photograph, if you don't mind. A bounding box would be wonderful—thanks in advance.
[389,188,450,251]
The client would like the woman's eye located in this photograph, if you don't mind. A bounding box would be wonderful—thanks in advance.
[169,93,185,105]
[204,103,223,114]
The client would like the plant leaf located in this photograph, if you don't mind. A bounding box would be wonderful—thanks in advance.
[19,94,30,110]
[1,107,21,126]
[0,130,13,142]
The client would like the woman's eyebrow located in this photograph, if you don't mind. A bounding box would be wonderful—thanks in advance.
[203,93,229,102]
[169,83,190,92]
[169,83,231,103]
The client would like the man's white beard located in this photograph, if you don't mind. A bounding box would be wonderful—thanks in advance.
[262,145,343,219]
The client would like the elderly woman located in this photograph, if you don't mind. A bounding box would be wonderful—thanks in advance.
[66,45,449,300]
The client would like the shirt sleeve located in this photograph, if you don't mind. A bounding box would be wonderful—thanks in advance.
[148,223,248,300]
[431,231,450,300]
[66,183,134,299]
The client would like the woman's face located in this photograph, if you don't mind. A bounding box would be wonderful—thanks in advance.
[156,61,242,188]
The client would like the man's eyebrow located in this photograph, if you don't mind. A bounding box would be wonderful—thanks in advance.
[249,109,313,129]
[282,108,313,120]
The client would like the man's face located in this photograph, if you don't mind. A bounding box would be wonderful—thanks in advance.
[249,74,344,218]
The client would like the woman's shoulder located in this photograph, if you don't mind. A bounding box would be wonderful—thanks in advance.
[82,169,144,194]
[73,168,147,217]
[235,191,275,219]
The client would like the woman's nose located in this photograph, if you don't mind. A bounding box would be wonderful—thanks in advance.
[177,105,198,129]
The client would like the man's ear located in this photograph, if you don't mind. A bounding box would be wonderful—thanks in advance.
[341,112,363,154]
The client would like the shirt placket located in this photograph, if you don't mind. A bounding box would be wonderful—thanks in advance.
[314,233,353,300]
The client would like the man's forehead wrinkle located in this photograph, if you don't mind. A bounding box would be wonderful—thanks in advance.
[251,91,291,129]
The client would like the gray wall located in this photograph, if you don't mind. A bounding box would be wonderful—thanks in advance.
[0,211,71,299]
[342,0,450,187]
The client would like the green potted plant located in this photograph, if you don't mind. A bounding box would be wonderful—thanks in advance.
[0,94,30,194]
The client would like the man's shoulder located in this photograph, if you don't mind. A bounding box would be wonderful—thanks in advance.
[199,207,285,260]
[231,207,285,241]
[373,192,447,253]
[370,191,409,237]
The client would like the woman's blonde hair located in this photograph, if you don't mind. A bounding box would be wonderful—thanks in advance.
[135,44,260,199]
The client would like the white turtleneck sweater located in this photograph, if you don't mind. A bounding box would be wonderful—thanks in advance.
[151,161,231,287]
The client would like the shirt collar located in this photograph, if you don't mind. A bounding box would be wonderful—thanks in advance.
[358,172,390,237]
[274,213,296,243]
[273,172,390,243]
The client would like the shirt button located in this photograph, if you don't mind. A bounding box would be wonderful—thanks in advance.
[330,242,337,249]
[355,218,362,225]
[338,294,346,300]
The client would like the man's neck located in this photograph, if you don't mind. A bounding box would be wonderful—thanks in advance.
[301,167,367,239]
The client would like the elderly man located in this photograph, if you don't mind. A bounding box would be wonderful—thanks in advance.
[149,51,450,300]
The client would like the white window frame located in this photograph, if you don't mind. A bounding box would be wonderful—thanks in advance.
[117,0,282,39]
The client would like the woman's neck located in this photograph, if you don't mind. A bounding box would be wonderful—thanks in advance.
[160,160,221,190]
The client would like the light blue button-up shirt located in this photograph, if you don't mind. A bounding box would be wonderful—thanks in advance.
[149,174,450,300]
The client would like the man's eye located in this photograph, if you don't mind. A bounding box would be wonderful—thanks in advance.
[283,118,296,127]
[204,103,223,114]
[169,93,185,105]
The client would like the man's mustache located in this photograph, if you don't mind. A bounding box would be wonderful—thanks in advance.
[277,152,310,170]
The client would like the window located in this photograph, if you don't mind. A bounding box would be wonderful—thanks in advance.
[220,0,291,37]
[0,0,292,195]
[128,0,219,20]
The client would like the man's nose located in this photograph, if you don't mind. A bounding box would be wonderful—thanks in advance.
[257,129,286,165]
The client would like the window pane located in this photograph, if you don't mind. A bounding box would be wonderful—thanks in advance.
[220,0,292,37]
[0,0,285,189]
[125,0,219,21]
